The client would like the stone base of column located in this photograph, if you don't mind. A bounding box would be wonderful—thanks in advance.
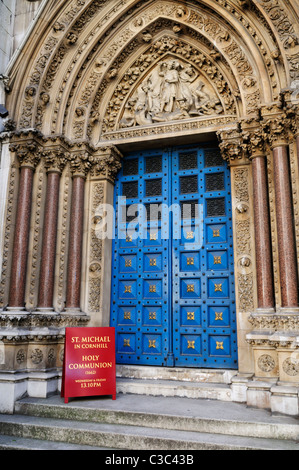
[270,385,299,416]
[6,307,27,312]
[246,310,299,410]
[63,307,84,315]
[0,312,89,413]
[254,307,276,315]
[34,308,57,314]
[0,371,62,414]
[276,307,299,315]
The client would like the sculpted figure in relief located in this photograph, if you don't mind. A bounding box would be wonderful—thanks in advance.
[119,59,223,128]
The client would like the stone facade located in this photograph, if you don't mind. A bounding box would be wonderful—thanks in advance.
[0,0,298,415]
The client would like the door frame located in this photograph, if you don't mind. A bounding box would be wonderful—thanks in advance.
[110,143,239,369]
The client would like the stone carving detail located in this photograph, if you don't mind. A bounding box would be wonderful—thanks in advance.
[258,0,298,51]
[55,168,71,312]
[238,273,254,311]
[16,349,26,365]
[69,152,93,178]
[88,182,104,313]
[0,164,17,308]
[118,59,224,128]
[9,141,42,170]
[234,168,250,203]
[14,0,296,139]
[102,32,236,132]
[282,357,299,377]
[43,148,69,174]
[90,148,123,182]
[30,348,43,365]
[48,348,56,366]
[218,128,256,314]
[258,354,276,372]
[217,129,245,162]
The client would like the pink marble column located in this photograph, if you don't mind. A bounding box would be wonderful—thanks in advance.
[65,176,85,311]
[273,145,299,308]
[252,156,275,309]
[8,166,34,309]
[37,171,61,310]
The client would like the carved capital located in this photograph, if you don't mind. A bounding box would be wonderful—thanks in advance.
[69,152,93,178]
[281,94,299,138]
[241,119,266,158]
[66,141,96,178]
[260,102,291,148]
[90,146,123,182]
[217,128,248,163]
[288,105,299,138]
[43,148,69,174]
[262,116,289,148]
[9,132,43,170]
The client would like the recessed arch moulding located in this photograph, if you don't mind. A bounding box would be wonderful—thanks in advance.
[7,0,288,143]
[0,0,299,414]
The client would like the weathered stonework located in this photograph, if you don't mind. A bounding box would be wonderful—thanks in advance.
[0,0,298,415]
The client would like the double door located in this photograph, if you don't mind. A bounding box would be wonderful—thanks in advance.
[110,145,238,369]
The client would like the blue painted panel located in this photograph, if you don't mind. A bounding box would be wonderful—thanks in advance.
[208,277,229,298]
[181,335,202,356]
[143,253,163,272]
[142,334,162,355]
[117,333,136,354]
[208,306,230,327]
[180,306,201,326]
[142,306,163,326]
[180,278,201,298]
[206,223,227,244]
[209,335,231,357]
[117,306,137,326]
[207,250,228,270]
[180,252,200,271]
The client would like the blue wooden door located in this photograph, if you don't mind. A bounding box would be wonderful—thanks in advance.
[111,146,238,369]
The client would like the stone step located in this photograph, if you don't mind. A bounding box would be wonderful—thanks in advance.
[0,411,298,450]
[14,394,299,441]
[116,365,235,384]
[115,365,236,401]
[0,433,110,450]
[116,377,232,401]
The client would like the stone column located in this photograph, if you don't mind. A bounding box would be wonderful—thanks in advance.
[65,153,91,313]
[272,143,298,308]
[218,128,257,373]
[252,155,274,309]
[86,146,122,325]
[37,150,67,311]
[263,111,299,309]
[8,141,41,310]
[242,122,274,310]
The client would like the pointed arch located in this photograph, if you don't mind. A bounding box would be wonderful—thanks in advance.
[5,0,294,143]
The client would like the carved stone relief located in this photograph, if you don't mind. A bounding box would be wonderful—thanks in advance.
[11,0,291,144]
[118,58,224,129]
[88,182,104,313]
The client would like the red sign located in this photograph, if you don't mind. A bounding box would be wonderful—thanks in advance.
[61,327,116,403]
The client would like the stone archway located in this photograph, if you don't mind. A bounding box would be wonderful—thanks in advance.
[0,0,298,414]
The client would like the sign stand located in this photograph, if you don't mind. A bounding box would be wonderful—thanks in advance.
[61,327,116,403]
